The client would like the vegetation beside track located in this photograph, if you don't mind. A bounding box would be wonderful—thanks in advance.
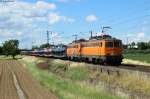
[21,56,123,99]
[124,53,150,64]
[123,49,150,64]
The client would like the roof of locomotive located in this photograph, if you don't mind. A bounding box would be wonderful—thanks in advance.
[69,34,121,45]
[90,34,112,40]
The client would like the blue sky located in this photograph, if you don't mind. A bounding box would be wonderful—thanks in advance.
[0,0,150,49]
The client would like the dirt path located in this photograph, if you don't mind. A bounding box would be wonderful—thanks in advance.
[0,60,58,99]
[0,61,19,99]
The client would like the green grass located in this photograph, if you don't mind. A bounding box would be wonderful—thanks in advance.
[21,60,123,99]
[124,53,150,63]
[48,60,68,72]
[48,59,89,81]
[48,60,89,81]
[64,66,89,81]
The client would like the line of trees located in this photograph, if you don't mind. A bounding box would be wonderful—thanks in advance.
[0,39,20,59]
[32,43,54,50]
[124,41,150,50]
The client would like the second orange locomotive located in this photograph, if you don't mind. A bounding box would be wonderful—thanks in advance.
[67,34,123,65]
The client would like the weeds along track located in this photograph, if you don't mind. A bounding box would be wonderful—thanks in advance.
[0,60,57,99]
[87,64,150,77]
[120,64,150,73]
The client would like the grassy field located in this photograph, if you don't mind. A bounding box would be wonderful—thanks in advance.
[21,57,123,99]
[124,53,150,63]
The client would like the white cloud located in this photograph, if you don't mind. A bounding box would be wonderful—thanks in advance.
[51,32,59,37]
[67,18,75,22]
[121,32,146,43]
[120,31,146,44]
[48,13,61,24]
[16,32,23,36]
[0,30,12,37]
[58,0,68,3]
[57,0,81,3]
[137,32,145,38]
[35,1,56,10]
[48,13,75,24]
[0,1,76,49]
[86,14,98,22]
[0,0,74,48]
[12,1,56,10]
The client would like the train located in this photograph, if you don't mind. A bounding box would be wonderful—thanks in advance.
[21,44,67,58]
[22,34,123,66]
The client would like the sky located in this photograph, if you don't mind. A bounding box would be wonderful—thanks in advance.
[0,0,150,49]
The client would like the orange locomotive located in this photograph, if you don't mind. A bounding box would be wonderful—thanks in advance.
[67,35,123,65]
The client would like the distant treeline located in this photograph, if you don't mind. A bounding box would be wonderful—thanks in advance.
[124,41,150,50]
[124,41,150,54]
[32,43,54,50]
[0,46,2,54]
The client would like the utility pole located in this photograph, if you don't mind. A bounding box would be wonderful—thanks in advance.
[90,31,93,38]
[47,31,49,44]
[126,37,129,49]
[72,34,78,42]
[47,31,52,44]
[31,41,36,50]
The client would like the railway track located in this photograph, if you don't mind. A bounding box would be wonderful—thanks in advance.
[86,63,150,77]
[88,63,150,73]
[120,64,150,72]
[0,60,58,99]
[38,56,150,75]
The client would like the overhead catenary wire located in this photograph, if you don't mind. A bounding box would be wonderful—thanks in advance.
[110,14,150,27]
[101,0,150,26]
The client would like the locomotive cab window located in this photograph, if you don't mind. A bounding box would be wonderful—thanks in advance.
[106,42,113,48]
[114,41,121,47]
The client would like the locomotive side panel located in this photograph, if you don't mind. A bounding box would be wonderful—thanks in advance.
[67,39,123,65]
[81,41,105,57]
[67,44,79,57]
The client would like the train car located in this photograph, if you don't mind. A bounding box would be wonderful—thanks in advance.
[21,51,28,55]
[31,50,39,56]
[52,44,67,59]
[42,48,53,57]
[67,35,123,65]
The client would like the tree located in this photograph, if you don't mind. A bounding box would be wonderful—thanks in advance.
[40,43,53,48]
[137,42,148,50]
[131,42,136,48]
[32,45,39,50]
[0,46,3,55]
[148,41,150,49]
[3,40,19,59]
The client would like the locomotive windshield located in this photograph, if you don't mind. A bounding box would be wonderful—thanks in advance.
[106,42,113,48]
[114,40,122,47]
[105,40,122,48]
